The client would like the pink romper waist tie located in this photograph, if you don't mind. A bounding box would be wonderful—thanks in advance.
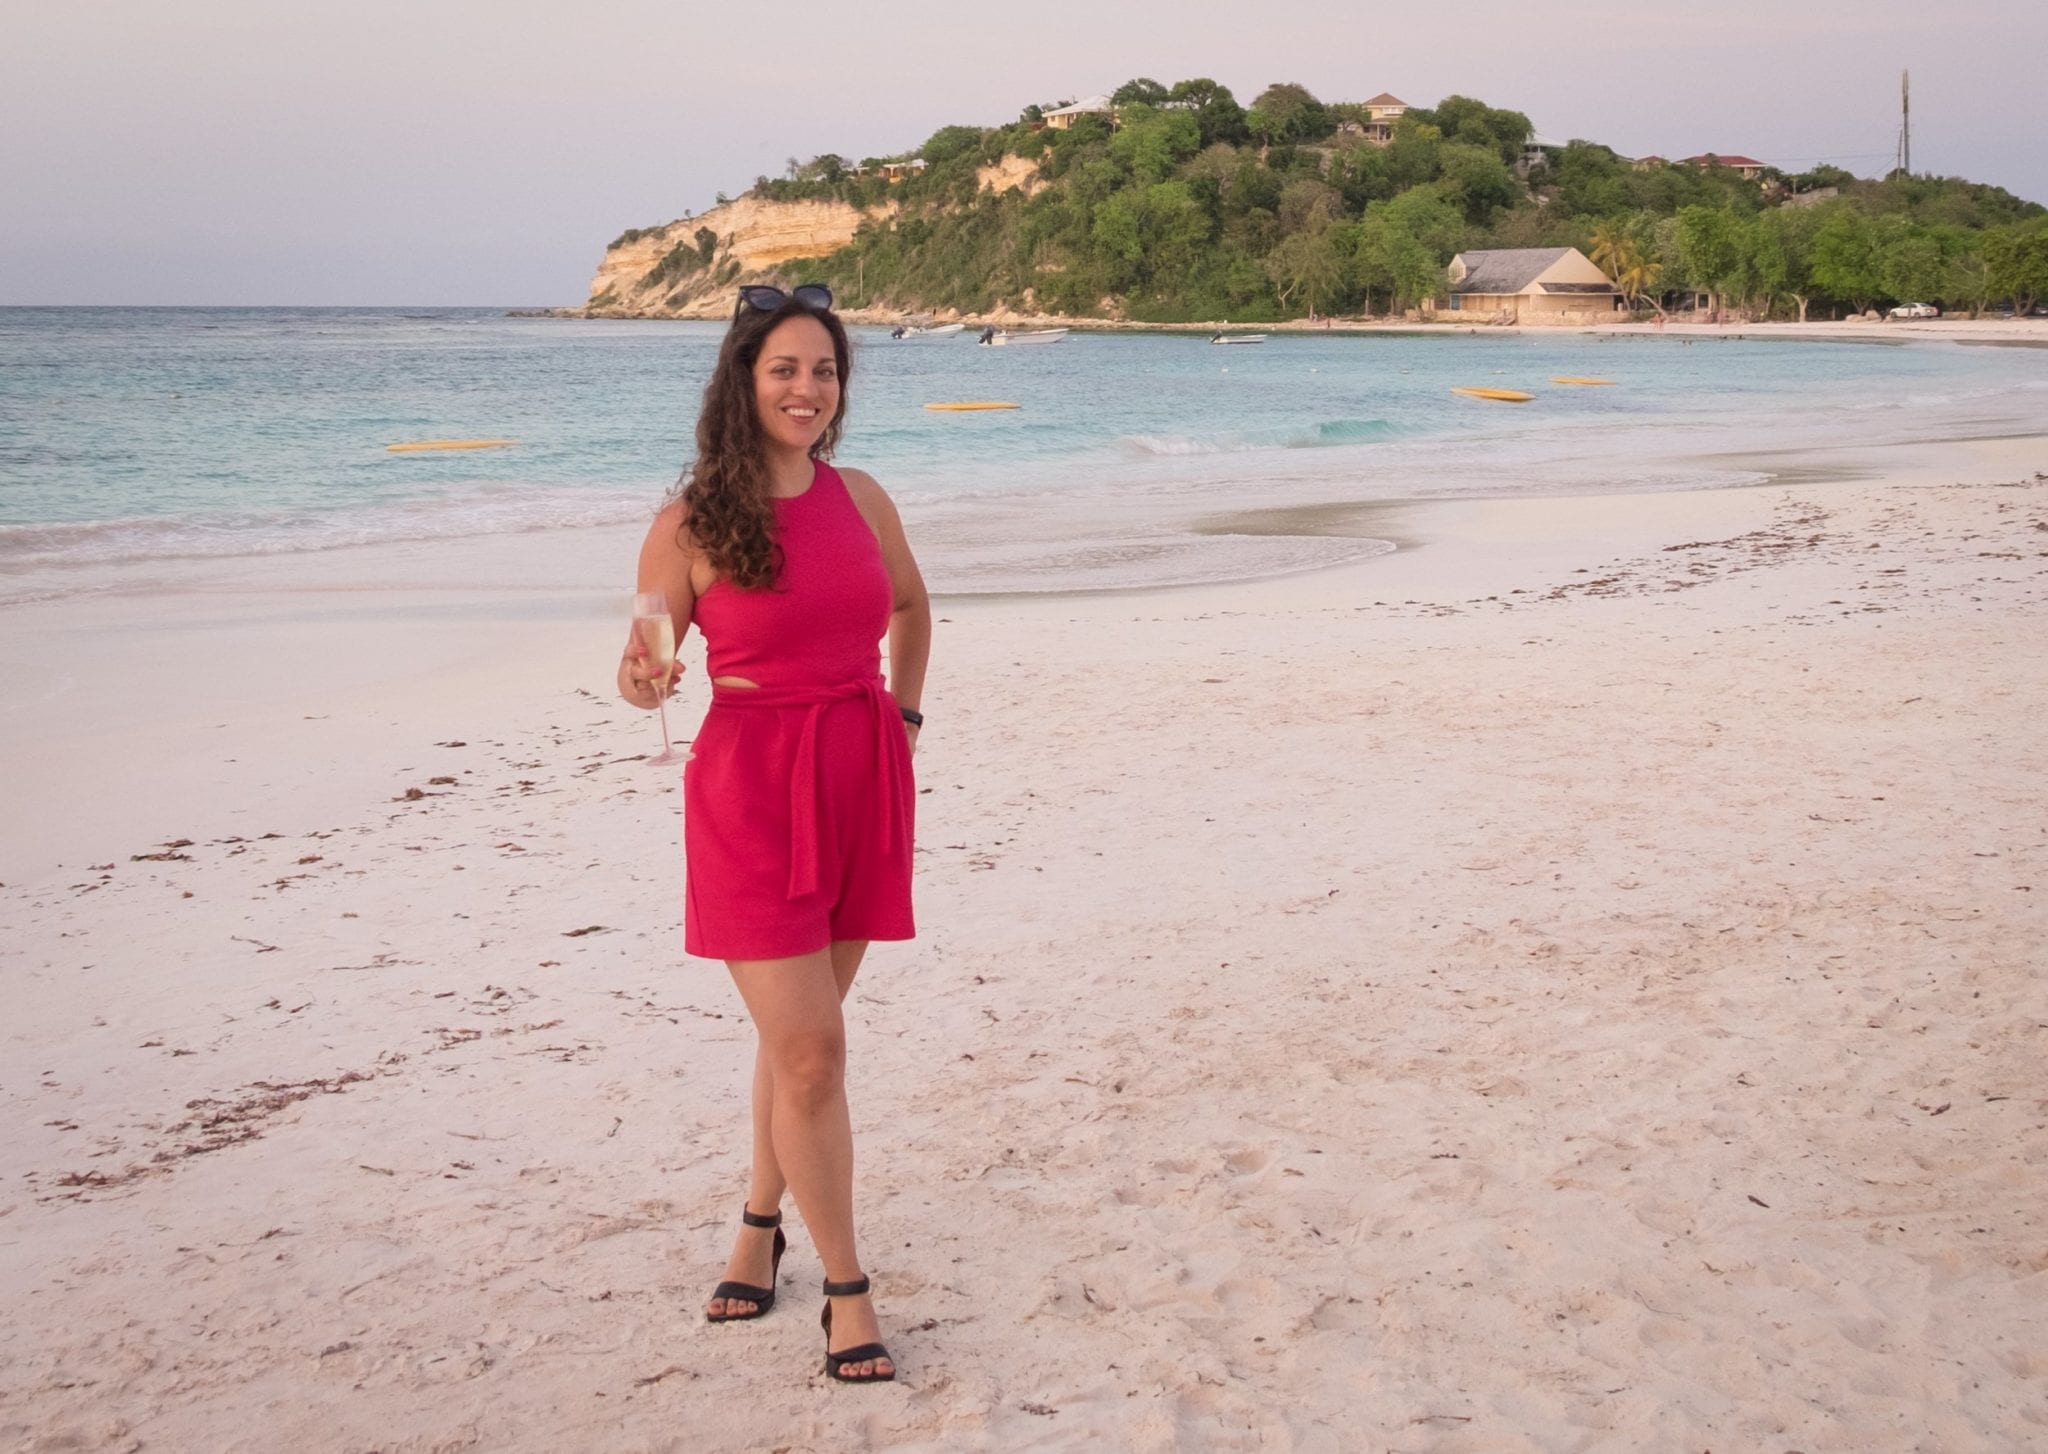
[709,677,907,901]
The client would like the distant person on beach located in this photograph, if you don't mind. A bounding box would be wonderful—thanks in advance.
[620,282,930,1384]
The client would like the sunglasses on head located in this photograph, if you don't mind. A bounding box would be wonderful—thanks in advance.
[735,283,834,314]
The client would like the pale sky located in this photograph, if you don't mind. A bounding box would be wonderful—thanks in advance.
[3,0,2043,305]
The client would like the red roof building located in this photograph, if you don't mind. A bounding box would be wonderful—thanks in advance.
[1681,154,1770,181]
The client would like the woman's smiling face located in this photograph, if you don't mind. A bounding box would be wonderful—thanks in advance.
[752,314,841,452]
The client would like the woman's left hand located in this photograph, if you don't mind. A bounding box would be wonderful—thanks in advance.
[904,722,919,758]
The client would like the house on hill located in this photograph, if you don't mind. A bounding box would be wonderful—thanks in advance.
[1043,95,1115,130]
[1445,247,1622,324]
[1518,131,1566,174]
[877,158,928,182]
[1682,153,1768,181]
[1360,92,1409,144]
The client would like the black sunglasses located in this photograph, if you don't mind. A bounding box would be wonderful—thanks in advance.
[736,283,834,314]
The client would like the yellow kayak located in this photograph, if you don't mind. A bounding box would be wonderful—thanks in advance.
[1451,386,1533,403]
[924,401,1019,411]
[386,438,517,452]
[1550,377,1615,386]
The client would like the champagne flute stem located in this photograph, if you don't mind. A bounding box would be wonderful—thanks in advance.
[655,688,674,755]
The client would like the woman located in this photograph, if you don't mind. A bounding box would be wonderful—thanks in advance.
[619,283,929,1384]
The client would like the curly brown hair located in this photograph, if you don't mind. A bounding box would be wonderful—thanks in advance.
[674,296,851,590]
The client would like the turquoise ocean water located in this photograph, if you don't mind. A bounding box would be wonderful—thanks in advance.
[4,307,2046,596]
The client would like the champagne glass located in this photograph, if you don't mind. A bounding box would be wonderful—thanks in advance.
[632,591,683,766]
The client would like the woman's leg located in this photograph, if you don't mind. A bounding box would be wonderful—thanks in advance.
[707,942,870,1318]
[724,946,891,1377]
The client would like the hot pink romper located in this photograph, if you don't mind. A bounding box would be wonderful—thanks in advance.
[682,461,916,960]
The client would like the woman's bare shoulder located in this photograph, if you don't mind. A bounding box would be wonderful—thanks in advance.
[836,465,896,510]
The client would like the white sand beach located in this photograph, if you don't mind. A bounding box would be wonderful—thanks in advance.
[3,437,2046,1451]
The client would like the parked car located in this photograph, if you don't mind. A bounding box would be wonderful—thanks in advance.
[1888,302,1940,319]
[2031,304,2048,319]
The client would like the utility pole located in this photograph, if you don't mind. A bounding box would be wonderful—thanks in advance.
[1900,69,1911,177]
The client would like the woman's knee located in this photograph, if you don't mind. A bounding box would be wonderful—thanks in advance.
[769,1029,846,1109]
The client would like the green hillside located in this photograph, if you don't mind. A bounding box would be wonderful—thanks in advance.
[726,78,2048,322]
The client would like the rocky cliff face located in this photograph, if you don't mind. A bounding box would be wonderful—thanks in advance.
[581,158,1043,318]
[583,196,890,318]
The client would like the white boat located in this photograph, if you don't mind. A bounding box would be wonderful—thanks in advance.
[1209,333,1267,345]
[983,328,1069,347]
[893,322,964,339]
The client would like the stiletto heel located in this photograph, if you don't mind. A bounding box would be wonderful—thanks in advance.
[820,1275,895,1383]
[705,1206,786,1323]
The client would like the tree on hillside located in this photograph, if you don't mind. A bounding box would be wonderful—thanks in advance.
[1879,227,1945,305]
[920,125,986,165]
[1809,206,1882,313]
[1353,186,1465,314]
[1552,142,1630,217]
[1437,142,1520,224]
[1411,95,1532,167]
[1112,77,1170,107]
[1752,206,1821,320]
[1277,177,1341,233]
[1264,216,1347,315]
[1165,78,1250,148]
[1943,244,1993,318]
[1674,205,1746,318]
[1246,83,1331,149]
[1982,217,2048,313]
[1110,104,1202,186]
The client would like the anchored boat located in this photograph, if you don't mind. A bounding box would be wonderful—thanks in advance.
[1450,386,1533,403]
[980,328,1069,346]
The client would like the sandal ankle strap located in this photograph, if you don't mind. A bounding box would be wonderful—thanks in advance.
[822,1275,871,1297]
[740,1206,782,1229]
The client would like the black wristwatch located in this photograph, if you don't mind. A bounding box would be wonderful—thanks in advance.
[899,706,924,728]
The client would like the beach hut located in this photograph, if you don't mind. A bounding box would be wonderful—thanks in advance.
[1444,247,1624,325]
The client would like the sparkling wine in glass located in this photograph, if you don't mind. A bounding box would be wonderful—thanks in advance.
[632,591,683,766]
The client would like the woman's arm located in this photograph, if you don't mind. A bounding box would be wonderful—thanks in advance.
[619,501,699,709]
[841,468,931,740]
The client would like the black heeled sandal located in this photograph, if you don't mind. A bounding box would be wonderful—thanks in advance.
[820,1276,896,1383]
[705,1206,786,1323]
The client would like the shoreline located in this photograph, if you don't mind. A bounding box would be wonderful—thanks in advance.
[5,433,2044,1449]
[549,307,2048,348]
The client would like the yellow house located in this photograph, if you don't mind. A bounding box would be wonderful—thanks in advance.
[1042,95,1114,131]
[1445,247,1623,324]
[1360,91,1408,144]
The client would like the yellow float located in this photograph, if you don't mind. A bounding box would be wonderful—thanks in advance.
[1451,386,1533,403]
[924,402,1020,411]
[386,439,518,452]
[1549,377,1615,386]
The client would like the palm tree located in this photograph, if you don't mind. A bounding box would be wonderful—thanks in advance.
[1588,223,1630,281]
[1589,224,1662,314]
[1618,254,1664,314]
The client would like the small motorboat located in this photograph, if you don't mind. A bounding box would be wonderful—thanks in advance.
[892,322,965,340]
[386,438,517,452]
[1209,333,1267,345]
[1450,386,1534,403]
[1549,376,1615,386]
[981,328,1068,346]
[924,401,1020,411]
